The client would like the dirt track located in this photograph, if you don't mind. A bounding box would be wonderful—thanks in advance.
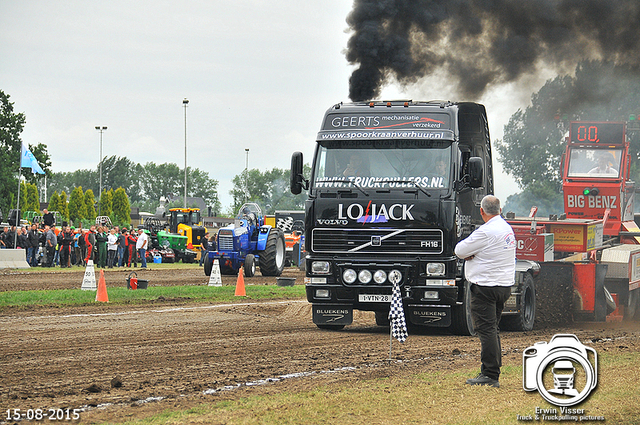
[2,267,640,424]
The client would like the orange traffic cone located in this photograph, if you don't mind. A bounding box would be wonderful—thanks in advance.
[235,266,246,297]
[96,269,109,302]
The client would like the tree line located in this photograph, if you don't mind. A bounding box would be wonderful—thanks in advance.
[13,180,132,228]
[48,157,222,216]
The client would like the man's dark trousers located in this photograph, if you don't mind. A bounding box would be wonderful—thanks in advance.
[46,246,56,267]
[470,284,513,380]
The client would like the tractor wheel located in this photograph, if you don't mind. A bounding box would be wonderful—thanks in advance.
[204,254,212,276]
[259,229,285,276]
[449,280,475,336]
[244,254,256,277]
[501,273,536,331]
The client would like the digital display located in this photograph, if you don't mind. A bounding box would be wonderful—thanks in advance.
[569,122,625,145]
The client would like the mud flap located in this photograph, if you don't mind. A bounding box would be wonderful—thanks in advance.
[312,304,353,326]
[407,305,451,327]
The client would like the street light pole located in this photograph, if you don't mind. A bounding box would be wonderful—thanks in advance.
[183,98,189,208]
[245,148,249,202]
[95,126,107,215]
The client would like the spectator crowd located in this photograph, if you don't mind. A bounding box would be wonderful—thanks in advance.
[0,222,149,269]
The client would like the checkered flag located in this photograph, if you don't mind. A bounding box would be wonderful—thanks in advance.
[277,216,294,232]
[388,281,408,343]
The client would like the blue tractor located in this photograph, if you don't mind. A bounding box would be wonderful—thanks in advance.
[204,203,286,277]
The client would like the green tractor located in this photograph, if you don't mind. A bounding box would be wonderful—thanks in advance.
[141,217,186,263]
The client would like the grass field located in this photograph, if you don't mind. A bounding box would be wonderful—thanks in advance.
[116,351,640,425]
[3,264,639,424]
[0,285,306,309]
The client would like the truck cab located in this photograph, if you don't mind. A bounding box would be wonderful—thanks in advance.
[292,101,535,334]
[562,121,635,236]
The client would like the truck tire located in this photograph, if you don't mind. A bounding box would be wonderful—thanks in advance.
[449,280,475,336]
[244,254,256,277]
[259,229,285,276]
[500,273,536,331]
[625,288,640,320]
[204,254,212,276]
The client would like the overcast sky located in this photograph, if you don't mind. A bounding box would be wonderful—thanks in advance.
[1,1,548,210]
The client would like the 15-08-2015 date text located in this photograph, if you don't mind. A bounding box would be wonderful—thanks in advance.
[5,408,81,421]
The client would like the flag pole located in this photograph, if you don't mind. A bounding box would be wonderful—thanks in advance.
[388,324,393,361]
[15,163,22,249]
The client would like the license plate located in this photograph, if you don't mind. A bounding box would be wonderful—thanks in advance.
[359,294,391,303]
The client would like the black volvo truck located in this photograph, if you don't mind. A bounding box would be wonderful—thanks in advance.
[291,101,537,335]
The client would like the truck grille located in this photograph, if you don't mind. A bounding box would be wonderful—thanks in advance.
[311,228,442,254]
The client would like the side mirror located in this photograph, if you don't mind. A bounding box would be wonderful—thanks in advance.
[468,157,484,188]
[290,152,308,194]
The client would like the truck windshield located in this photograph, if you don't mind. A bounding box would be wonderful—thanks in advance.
[313,140,452,189]
[566,148,622,178]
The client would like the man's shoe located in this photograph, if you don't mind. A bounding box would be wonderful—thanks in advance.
[465,373,499,388]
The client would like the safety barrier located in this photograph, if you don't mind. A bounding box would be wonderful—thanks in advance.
[0,249,31,269]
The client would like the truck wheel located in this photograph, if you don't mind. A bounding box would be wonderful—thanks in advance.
[501,273,536,331]
[244,254,256,277]
[204,254,212,276]
[316,324,345,330]
[449,280,475,336]
[259,229,285,276]
[375,310,390,327]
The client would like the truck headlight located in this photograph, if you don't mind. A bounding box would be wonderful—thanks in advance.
[426,263,445,276]
[388,269,402,284]
[342,268,357,284]
[424,290,439,300]
[315,289,330,298]
[373,270,387,284]
[358,269,372,284]
[312,261,331,274]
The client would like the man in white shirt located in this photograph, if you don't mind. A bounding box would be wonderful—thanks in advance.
[136,229,149,269]
[107,228,118,268]
[455,195,516,388]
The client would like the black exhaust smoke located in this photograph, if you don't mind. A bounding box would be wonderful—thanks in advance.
[346,0,640,102]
